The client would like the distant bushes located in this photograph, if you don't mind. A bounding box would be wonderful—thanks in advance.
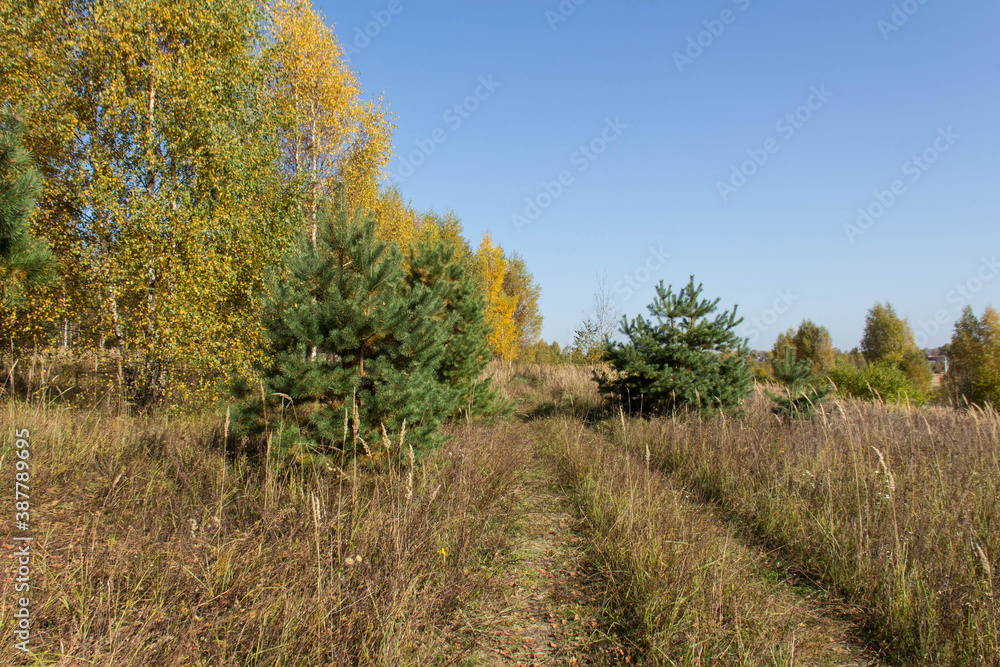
[827,360,928,406]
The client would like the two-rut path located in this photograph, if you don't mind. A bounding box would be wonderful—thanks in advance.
[444,418,885,666]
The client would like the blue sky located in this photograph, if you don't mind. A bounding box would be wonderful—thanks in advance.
[320,0,1000,351]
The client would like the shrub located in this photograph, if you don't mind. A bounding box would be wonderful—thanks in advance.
[946,306,1000,409]
[827,360,928,406]
[766,345,831,419]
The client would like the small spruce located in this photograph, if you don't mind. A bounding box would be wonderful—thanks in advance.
[598,276,752,415]
[233,200,458,460]
[766,345,832,419]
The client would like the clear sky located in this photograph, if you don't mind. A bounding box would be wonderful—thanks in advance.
[319,0,1000,351]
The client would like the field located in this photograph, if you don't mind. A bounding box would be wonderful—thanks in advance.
[2,362,998,665]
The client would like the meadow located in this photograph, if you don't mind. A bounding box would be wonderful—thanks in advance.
[2,361,998,665]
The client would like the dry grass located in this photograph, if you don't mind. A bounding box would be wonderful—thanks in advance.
[0,397,528,666]
[605,390,1000,665]
[489,361,604,419]
[8,358,995,665]
[540,416,876,666]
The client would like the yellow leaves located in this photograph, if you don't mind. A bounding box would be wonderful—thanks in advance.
[475,233,517,363]
[3,0,544,404]
[472,233,544,362]
[373,184,419,248]
[0,0,291,399]
[266,0,396,227]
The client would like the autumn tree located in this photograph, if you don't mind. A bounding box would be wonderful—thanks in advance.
[503,252,543,354]
[373,184,420,248]
[860,302,932,393]
[0,0,76,180]
[946,306,1000,408]
[1,1,77,348]
[5,0,296,402]
[524,340,566,365]
[771,319,835,376]
[475,233,517,363]
[266,0,394,237]
[416,209,473,264]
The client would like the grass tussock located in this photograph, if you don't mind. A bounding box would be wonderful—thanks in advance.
[607,389,1000,665]
[0,398,528,666]
[540,416,866,666]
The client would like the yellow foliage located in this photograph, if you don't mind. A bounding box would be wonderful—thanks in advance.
[267,0,395,234]
[475,233,517,363]
[373,184,420,248]
[2,0,292,398]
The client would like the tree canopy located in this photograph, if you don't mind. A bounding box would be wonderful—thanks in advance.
[946,306,1000,408]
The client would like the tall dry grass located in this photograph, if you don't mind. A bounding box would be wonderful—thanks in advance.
[490,361,604,419]
[541,416,872,666]
[0,397,528,665]
[607,390,1000,665]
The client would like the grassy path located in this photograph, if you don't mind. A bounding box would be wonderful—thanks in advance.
[444,423,630,666]
[533,415,886,666]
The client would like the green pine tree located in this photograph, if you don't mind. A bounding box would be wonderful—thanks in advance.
[233,201,453,460]
[406,236,503,419]
[0,104,53,310]
[766,345,831,419]
[598,276,752,415]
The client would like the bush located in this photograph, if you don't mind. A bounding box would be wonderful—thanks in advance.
[766,345,831,419]
[946,306,1000,409]
[827,360,928,406]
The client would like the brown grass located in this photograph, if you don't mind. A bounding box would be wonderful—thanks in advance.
[0,397,528,665]
[7,358,996,665]
[605,390,1000,665]
[540,416,877,666]
[489,361,604,419]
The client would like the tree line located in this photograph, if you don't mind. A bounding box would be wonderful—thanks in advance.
[1,0,542,408]
[556,276,997,414]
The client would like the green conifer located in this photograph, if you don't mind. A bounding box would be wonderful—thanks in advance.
[766,345,831,419]
[0,104,53,309]
[406,237,502,419]
[233,201,453,459]
[598,276,752,414]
